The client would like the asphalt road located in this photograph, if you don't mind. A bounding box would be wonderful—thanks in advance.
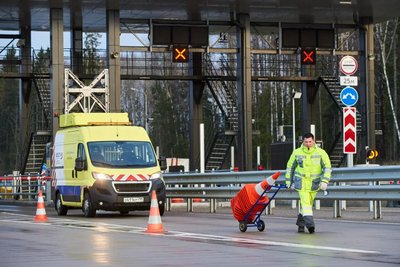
[0,202,399,267]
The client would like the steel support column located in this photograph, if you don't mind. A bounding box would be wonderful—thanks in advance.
[70,2,83,75]
[50,8,64,137]
[366,24,376,151]
[358,26,369,159]
[106,8,121,112]
[189,52,204,171]
[236,13,253,171]
[19,3,31,169]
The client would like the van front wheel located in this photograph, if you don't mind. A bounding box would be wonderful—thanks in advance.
[55,193,68,216]
[83,192,96,218]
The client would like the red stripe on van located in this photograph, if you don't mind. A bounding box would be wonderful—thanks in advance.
[112,174,150,181]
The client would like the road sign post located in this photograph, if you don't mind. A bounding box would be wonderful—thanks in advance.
[340,56,359,168]
[343,107,357,154]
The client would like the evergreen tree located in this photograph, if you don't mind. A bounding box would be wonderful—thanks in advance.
[0,46,19,173]
[83,32,103,75]
[149,81,189,158]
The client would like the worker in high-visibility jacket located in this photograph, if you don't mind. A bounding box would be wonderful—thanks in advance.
[285,132,331,234]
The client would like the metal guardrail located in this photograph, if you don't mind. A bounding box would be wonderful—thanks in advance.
[163,165,400,218]
[1,166,399,218]
[0,175,52,204]
[165,165,400,183]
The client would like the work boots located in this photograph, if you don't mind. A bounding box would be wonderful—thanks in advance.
[297,214,315,234]
[296,214,305,233]
[304,215,315,234]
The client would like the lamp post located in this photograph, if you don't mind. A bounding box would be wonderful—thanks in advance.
[292,91,302,151]
[291,90,302,210]
[131,88,148,132]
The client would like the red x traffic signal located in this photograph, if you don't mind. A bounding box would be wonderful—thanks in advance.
[173,46,189,63]
[301,48,316,65]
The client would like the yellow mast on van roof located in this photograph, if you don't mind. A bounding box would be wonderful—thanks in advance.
[59,113,131,128]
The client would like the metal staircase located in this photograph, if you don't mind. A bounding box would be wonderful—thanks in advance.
[32,50,52,120]
[20,94,51,198]
[319,76,362,167]
[204,54,238,170]
[23,131,51,174]
[21,52,51,175]
[205,132,236,170]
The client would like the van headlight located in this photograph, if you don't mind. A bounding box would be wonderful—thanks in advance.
[150,172,163,180]
[92,172,112,180]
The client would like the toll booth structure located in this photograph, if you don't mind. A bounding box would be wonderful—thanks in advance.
[0,2,397,174]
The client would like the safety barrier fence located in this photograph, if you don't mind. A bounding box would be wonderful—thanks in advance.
[163,165,400,219]
[1,165,399,218]
[0,175,52,203]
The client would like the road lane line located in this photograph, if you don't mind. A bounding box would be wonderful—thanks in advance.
[0,212,380,255]
[165,231,380,254]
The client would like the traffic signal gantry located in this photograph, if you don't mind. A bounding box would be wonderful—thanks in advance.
[172,46,189,63]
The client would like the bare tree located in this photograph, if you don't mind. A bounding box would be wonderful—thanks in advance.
[375,19,400,145]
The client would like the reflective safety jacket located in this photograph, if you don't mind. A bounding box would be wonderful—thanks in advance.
[285,144,332,191]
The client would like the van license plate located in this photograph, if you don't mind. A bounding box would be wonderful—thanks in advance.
[123,197,144,203]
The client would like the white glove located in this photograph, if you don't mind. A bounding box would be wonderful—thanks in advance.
[319,182,328,191]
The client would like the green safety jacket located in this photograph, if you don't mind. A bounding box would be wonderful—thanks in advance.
[285,144,332,191]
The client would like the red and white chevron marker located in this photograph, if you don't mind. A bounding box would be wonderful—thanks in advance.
[343,107,357,153]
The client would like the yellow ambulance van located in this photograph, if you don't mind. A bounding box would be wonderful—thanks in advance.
[51,113,167,217]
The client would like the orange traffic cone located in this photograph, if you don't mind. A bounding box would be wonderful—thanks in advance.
[171,198,184,203]
[34,190,48,222]
[145,190,165,233]
[253,171,281,199]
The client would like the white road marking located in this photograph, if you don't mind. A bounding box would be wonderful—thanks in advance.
[0,212,380,254]
[165,231,380,254]
[214,213,400,226]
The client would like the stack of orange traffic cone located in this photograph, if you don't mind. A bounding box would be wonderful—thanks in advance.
[34,190,48,222]
[145,190,165,233]
[231,171,280,222]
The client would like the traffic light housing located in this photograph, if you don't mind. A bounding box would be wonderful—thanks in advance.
[301,48,316,65]
[172,46,189,62]
[366,148,379,162]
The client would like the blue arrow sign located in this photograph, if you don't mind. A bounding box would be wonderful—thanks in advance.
[340,86,359,107]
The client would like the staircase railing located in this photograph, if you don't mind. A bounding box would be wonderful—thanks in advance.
[21,91,49,174]
[20,50,51,174]
[32,50,51,123]
[204,53,238,131]
[317,77,344,167]
[202,53,238,170]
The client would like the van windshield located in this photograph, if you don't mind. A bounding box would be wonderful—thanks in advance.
[88,141,157,168]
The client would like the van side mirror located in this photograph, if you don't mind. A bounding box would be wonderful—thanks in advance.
[158,156,167,171]
[75,157,87,171]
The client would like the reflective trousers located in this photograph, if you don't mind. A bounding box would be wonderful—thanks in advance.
[296,190,318,228]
